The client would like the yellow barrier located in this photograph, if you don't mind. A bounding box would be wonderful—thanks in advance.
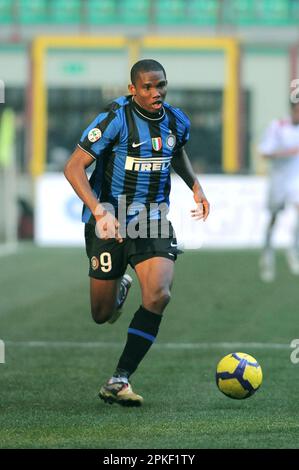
[30,36,239,176]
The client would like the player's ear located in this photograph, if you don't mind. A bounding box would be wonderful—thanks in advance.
[128,83,136,96]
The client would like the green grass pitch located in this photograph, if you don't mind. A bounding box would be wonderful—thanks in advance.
[0,245,298,449]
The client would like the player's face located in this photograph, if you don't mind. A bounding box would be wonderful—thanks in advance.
[291,104,299,125]
[128,70,167,113]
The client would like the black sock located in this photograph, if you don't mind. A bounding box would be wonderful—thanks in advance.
[115,305,162,377]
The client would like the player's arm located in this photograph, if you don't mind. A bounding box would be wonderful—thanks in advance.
[171,147,210,221]
[259,120,299,159]
[64,147,123,242]
[64,147,100,217]
[261,147,299,159]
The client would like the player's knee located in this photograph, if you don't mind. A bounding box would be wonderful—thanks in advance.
[91,312,107,325]
[146,288,171,312]
[92,314,107,325]
[91,305,112,324]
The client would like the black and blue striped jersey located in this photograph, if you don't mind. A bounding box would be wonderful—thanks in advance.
[78,95,190,224]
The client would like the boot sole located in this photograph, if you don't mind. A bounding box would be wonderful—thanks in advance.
[99,393,142,407]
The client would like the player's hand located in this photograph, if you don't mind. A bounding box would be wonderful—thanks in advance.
[95,211,123,243]
[191,193,210,221]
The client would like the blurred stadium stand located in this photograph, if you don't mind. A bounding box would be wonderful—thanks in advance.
[1,1,298,176]
[0,0,299,27]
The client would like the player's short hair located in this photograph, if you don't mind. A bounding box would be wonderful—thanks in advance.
[130,59,166,85]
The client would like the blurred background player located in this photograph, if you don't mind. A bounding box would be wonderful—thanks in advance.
[259,101,299,282]
[64,59,209,407]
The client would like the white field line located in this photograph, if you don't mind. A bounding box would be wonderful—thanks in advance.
[5,340,290,350]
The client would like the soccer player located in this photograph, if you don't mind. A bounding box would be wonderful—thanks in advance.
[64,59,209,406]
[259,101,299,282]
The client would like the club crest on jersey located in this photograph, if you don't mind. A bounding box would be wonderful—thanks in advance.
[152,137,162,151]
[88,128,102,143]
[91,256,99,270]
[166,133,176,149]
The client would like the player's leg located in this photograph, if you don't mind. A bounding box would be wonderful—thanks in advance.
[89,277,120,324]
[135,256,174,313]
[294,205,299,249]
[264,210,278,251]
[99,220,179,406]
[115,256,174,370]
[85,223,132,324]
[99,256,174,407]
[108,274,133,324]
[260,178,286,282]
[286,203,299,275]
[260,209,279,282]
[90,274,133,324]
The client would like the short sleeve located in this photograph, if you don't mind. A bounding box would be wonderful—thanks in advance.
[78,110,121,159]
[177,124,190,149]
[173,109,191,150]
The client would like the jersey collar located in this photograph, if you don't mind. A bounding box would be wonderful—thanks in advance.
[130,96,165,122]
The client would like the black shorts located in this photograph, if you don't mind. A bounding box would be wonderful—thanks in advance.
[84,221,182,280]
